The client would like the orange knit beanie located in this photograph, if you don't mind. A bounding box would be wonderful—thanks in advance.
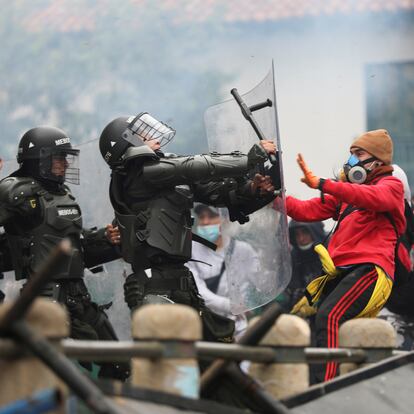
[350,129,393,165]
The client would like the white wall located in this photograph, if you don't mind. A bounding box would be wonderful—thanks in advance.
[202,14,414,204]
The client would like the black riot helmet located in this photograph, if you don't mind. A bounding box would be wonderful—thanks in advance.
[99,113,176,169]
[17,126,80,184]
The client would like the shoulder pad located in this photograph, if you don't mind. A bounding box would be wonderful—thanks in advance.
[61,184,77,200]
[0,176,41,206]
[62,183,73,194]
[123,146,159,163]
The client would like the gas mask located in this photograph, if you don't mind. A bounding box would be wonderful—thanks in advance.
[342,154,377,184]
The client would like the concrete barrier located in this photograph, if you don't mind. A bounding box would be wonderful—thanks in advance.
[339,317,396,375]
[249,314,310,398]
[131,304,201,398]
[0,298,68,412]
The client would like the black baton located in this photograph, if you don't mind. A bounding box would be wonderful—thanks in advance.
[231,88,277,165]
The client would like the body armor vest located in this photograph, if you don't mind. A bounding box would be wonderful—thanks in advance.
[6,180,84,280]
[112,171,193,270]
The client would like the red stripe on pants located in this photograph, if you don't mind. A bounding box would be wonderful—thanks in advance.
[324,270,377,381]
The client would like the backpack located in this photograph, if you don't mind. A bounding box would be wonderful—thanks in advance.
[334,200,414,315]
[385,200,414,315]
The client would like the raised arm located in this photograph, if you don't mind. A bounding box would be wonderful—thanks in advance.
[295,152,404,212]
[141,144,268,188]
[194,175,275,223]
[286,194,339,222]
[321,177,403,212]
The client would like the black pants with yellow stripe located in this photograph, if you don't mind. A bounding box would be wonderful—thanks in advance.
[314,264,392,382]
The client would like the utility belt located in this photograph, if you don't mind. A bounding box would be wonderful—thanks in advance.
[124,265,235,342]
[33,278,90,303]
[124,264,199,313]
[145,266,193,292]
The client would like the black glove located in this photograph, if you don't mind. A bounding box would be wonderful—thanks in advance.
[247,143,268,168]
[124,273,145,311]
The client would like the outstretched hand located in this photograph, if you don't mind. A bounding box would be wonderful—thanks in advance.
[297,153,320,189]
[105,224,121,245]
[251,173,275,195]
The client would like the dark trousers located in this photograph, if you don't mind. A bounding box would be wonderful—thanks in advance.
[124,265,235,342]
[40,278,129,381]
[314,264,378,382]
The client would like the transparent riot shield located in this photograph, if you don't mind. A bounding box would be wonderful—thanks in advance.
[204,63,291,314]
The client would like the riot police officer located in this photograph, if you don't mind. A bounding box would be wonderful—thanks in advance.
[0,126,128,380]
[99,113,278,341]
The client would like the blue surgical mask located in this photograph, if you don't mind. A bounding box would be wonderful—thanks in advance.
[196,224,221,243]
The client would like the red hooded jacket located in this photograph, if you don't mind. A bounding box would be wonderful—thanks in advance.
[286,175,406,278]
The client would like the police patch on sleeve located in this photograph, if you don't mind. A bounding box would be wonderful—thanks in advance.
[57,206,80,218]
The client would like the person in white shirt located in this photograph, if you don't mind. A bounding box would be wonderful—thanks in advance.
[393,164,412,207]
[187,204,260,339]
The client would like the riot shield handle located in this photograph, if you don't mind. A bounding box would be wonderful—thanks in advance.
[230,88,277,165]
[250,99,273,113]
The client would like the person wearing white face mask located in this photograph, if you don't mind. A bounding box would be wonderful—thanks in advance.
[284,220,327,312]
[377,164,414,350]
[187,204,259,339]
[195,213,222,245]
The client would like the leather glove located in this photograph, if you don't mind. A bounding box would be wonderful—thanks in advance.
[297,153,321,189]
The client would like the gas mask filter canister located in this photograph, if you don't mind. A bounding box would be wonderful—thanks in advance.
[343,154,376,184]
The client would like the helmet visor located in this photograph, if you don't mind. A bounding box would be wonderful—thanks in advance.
[124,113,176,148]
[39,147,80,185]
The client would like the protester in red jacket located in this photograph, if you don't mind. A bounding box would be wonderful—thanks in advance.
[288,129,405,382]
